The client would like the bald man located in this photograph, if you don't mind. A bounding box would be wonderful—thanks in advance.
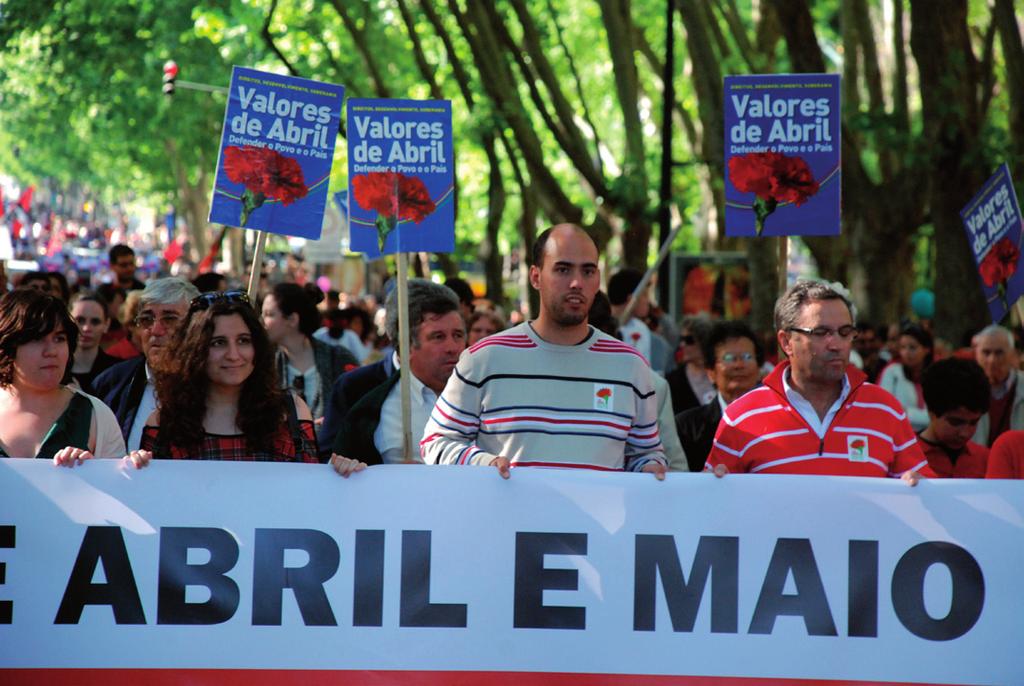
[421,224,667,479]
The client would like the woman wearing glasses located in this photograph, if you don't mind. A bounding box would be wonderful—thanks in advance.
[877,323,934,432]
[0,289,125,463]
[261,283,358,422]
[69,291,120,395]
[132,292,320,463]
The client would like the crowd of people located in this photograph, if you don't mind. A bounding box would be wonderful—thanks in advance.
[2,227,1024,483]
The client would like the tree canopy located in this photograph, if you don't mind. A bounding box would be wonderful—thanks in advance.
[0,0,1020,342]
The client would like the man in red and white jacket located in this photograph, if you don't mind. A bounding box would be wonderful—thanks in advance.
[707,280,932,482]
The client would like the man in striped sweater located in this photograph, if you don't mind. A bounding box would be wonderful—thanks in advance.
[421,224,667,479]
[706,280,931,481]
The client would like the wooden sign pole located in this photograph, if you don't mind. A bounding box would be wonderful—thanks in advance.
[246,230,268,301]
[396,252,414,462]
[778,235,789,295]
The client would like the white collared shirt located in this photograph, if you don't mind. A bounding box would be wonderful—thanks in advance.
[619,317,652,362]
[373,371,434,464]
[127,364,157,451]
[283,363,322,419]
[782,368,851,438]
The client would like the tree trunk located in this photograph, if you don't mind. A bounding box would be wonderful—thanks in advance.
[910,0,989,343]
[993,0,1024,182]
[483,135,506,305]
[599,0,651,269]
[327,0,392,97]
[507,0,606,196]
[677,0,730,265]
[457,0,583,225]
[747,238,780,335]
[164,139,208,262]
[892,0,910,133]
[520,186,540,319]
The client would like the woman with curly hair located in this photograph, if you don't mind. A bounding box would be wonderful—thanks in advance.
[132,291,320,463]
[0,289,125,463]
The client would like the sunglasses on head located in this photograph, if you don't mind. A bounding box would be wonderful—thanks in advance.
[189,290,251,313]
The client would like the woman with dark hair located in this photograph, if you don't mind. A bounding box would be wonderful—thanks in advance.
[665,315,716,414]
[0,289,125,462]
[878,323,934,432]
[97,283,128,349]
[134,292,319,462]
[261,283,357,421]
[69,291,120,394]
[47,272,71,304]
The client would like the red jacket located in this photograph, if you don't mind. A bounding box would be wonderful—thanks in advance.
[707,362,932,477]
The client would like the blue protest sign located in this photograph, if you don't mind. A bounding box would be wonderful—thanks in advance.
[724,74,841,237]
[961,164,1024,322]
[347,98,454,257]
[209,66,344,240]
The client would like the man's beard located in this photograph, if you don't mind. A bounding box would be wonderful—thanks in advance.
[553,310,586,327]
[550,297,587,327]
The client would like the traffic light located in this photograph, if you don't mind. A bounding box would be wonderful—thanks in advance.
[162,60,178,97]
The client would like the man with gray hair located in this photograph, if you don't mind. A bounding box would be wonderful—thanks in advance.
[324,279,466,466]
[707,280,930,480]
[93,277,200,448]
[972,324,1024,446]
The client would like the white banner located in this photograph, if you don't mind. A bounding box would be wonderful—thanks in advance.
[0,460,1021,685]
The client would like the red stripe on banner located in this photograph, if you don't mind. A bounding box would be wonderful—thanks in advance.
[0,670,965,686]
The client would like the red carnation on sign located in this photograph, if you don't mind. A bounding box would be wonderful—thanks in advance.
[728,152,820,236]
[850,439,866,451]
[596,388,612,400]
[223,145,309,226]
[979,237,1021,310]
[353,171,436,250]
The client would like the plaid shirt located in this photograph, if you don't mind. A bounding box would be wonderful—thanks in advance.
[141,420,318,463]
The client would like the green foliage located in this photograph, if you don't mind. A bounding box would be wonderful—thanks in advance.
[0,0,230,204]
[0,0,1019,313]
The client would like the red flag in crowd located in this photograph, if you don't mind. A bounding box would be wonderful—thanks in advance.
[163,235,184,265]
[18,185,34,212]
[198,226,229,273]
[9,206,28,240]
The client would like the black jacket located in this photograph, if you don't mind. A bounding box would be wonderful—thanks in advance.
[333,372,402,466]
[92,356,148,445]
[316,356,395,461]
[674,399,723,473]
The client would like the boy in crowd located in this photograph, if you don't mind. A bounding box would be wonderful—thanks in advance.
[918,357,991,477]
